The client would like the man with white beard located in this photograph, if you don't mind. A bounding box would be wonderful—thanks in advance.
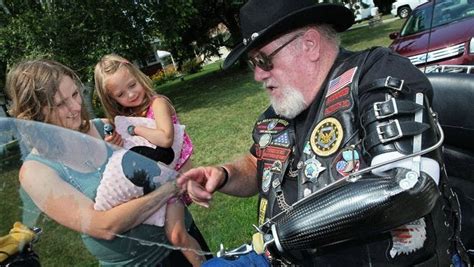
[178,0,469,266]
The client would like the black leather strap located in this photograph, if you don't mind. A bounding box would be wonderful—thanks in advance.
[361,98,424,125]
[364,119,430,151]
[360,76,409,94]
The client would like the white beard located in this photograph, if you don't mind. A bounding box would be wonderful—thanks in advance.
[268,86,307,119]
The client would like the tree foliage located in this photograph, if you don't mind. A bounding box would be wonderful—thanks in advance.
[0,1,157,84]
[0,0,246,91]
[145,0,244,68]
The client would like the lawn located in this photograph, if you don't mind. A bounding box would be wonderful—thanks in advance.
[0,18,405,265]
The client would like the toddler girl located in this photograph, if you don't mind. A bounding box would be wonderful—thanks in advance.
[94,54,203,266]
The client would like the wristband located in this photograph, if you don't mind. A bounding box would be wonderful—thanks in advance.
[216,166,229,190]
[127,125,136,136]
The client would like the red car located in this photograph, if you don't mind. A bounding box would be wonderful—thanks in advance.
[389,0,474,72]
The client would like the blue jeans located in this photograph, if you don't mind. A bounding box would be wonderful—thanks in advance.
[203,251,270,267]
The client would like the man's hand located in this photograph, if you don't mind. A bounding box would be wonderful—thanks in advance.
[177,166,226,208]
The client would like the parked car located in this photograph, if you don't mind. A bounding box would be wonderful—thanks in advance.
[352,0,376,22]
[391,0,429,18]
[389,0,474,72]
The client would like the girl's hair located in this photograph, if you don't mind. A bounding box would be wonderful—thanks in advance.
[94,54,155,122]
[6,59,90,132]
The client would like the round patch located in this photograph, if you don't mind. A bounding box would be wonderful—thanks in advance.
[259,134,272,148]
[310,117,343,157]
[335,149,360,176]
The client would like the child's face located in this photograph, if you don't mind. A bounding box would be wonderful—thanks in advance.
[42,75,83,130]
[106,67,146,108]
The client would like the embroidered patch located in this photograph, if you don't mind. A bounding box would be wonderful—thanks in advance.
[256,119,289,134]
[270,160,282,173]
[326,67,357,97]
[326,86,350,104]
[258,198,268,225]
[262,146,291,161]
[310,117,344,157]
[335,149,360,176]
[271,132,290,147]
[389,218,427,258]
[272,178,281,189]
[324,99,352,116]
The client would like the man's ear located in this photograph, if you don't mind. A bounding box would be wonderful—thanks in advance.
[301,29,321,62]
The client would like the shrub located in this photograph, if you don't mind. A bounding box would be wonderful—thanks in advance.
[151,66,179,86]
[181,58,203,75]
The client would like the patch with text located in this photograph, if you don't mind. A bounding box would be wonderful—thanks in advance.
[310,117,344,157]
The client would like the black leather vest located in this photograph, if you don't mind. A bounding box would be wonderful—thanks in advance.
[253,50,370,224]
[251,48,459,266]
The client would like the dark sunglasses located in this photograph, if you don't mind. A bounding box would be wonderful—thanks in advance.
[248,33,303,71]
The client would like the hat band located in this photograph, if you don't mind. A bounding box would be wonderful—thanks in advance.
[243,32,262,46]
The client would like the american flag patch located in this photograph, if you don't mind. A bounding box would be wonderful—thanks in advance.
[271,132,290,147]
[326,67,357,97]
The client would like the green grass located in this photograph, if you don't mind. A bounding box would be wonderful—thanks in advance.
[342,17,405,50]
[1,18,404,265]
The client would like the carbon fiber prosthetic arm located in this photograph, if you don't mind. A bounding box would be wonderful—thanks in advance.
[270,168,440,253]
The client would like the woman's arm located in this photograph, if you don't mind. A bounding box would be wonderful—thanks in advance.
[20,160,177,240]
[133,97,174,147]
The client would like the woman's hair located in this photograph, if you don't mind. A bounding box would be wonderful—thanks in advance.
[94,54,155,123]
[6,59,90,132]
[6,59,90,157]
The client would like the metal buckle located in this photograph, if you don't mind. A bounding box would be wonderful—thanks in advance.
[376,120,403,143]
[384,76,404,91]
[373,98,398,119]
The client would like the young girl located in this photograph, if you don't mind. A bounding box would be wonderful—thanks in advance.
[94,54,204,266]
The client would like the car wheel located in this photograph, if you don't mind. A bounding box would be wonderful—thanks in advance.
[398,6,411,18]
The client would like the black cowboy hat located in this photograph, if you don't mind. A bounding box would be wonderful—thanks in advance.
[223,0,354,69]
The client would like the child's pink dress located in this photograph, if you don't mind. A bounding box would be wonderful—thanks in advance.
[145,103,193,171]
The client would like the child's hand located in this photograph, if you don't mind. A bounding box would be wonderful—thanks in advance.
[104,131,124,147]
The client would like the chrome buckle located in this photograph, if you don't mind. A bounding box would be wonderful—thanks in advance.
[385,76,404,91]
[373,98,398,119]
[376,120,403,143]
[217,243,253,258]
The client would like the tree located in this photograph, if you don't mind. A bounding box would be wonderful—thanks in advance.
[0,0,247,92]
[145,0,245,68]
[0,0,158,84]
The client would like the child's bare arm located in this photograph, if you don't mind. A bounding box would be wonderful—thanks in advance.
[132,97,174,147]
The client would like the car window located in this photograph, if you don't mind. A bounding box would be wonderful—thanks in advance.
[401,6,432,36]
[401,2,474,36]
[433,2,474,26]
